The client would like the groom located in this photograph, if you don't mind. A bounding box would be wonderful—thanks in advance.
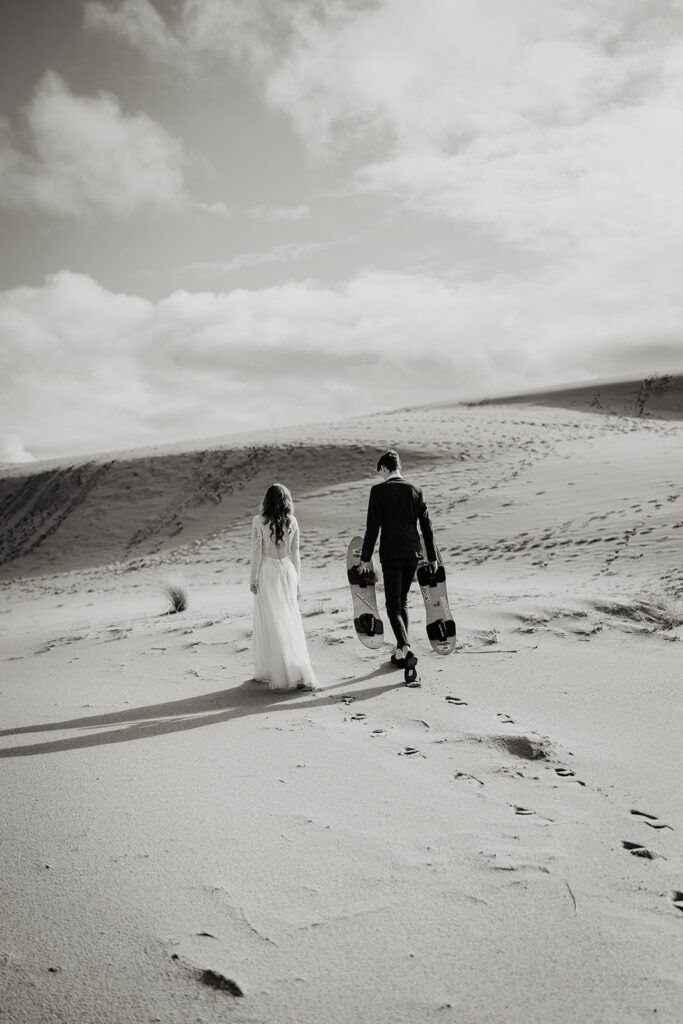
[359,449,438,685]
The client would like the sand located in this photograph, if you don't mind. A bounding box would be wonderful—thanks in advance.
[1,381,682,1023]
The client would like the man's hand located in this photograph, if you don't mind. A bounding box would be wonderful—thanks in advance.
[358,561,372,574]
[430,561,438,573]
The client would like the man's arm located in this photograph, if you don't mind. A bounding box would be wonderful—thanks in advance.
[360,486,381,564]
[418,489,438,563]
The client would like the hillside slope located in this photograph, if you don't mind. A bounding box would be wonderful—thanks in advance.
[1,393,681,598]
[471,372,683,419]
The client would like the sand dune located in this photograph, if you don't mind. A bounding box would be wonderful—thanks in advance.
[1,380,682,1023]
[2,385,681,594]
[471,371,683,420]
[0,443,392,577]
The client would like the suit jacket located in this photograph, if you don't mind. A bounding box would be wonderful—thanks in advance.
[361,477,437,565]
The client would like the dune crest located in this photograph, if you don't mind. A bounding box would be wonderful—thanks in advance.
[471,372,683,420]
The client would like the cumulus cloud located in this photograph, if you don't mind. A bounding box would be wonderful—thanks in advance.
[236,0,683,272]
[259,0,660,149]
[84,0,183,64]
[84,0,290,70]
[83,1,683,255]
[0,433,35,464]
[0,71,187,216]
[1,268,681,458]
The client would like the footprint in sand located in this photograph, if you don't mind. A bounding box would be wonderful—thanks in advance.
[630,809,673,830]
[497,713,515,724]
[398,747,424,757]
[371,728,387,737]
[349,713,366,722]
[453,771,484,785]
[445,696,468,706]
[199,970,244,996]
[622,841,661,860]
[555,767,586,787]
[497,765,527,778]
[512,805,554,822]
[494,734,551,761]
[671,891,683,913]
[333,695,356,705]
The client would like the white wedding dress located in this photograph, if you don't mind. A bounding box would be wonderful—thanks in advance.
[250,514,317,691]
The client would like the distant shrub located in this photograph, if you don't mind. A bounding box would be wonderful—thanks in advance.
[164,576,188,614]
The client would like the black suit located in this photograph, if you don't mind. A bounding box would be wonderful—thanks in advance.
[361,476,437,648]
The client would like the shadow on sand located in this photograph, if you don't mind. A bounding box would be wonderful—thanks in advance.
[0,664,403,759]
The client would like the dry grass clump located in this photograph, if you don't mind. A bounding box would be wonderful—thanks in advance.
[592,593,683,633]
[302,602,327,617]
[515,612,551,626]
[164,576,188,614]
[473,628,499,646]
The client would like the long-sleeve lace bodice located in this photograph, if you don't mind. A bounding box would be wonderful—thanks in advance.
[249,512,314,690]
[250,515,300,586]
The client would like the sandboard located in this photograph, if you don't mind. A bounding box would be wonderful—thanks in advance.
[416,543,456,655]
[347,535,384,650]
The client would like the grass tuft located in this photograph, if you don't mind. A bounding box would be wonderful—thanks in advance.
[164,576,188,614]
[302,602,327,617]
[592,593,683,632]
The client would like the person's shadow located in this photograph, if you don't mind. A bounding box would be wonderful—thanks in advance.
[0,664,402,759]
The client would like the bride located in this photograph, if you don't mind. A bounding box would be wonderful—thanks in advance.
[249,483,318,692]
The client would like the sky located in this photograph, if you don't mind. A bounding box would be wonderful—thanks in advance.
[1,0,683,462]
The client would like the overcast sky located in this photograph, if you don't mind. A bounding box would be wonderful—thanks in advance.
[2,0,683,461]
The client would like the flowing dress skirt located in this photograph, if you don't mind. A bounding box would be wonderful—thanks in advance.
[253,556,317,691]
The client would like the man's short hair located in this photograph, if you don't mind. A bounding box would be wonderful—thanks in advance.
[377,449,400,472]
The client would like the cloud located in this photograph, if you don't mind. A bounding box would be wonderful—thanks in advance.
[197,200,231,218]
[84,0,183,63]
[0,433,35,464]
[84,0,290,70]
[243,0,683,270]
[259,0,645,149]
[0,71,187,216]
[86,2,679,144]
[83,2,683,253]
[356,51,683,262]
[183,240,330,277]
[2,267,682,459]
[250,203,311,222]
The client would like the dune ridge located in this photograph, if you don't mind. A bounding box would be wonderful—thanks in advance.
[470,371,683,420]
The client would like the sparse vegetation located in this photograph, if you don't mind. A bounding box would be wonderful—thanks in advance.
[474,628,499,646]
[515,612,551,626]
[302,602,327,617]
[636,374,673,416]
[164,576,188,614]
[592,593,683,633]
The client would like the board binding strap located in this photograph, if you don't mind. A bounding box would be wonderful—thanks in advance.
[354,612,384,638]
[417,558,456,654]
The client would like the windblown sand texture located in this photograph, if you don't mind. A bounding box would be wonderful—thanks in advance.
[1,376,682,1023]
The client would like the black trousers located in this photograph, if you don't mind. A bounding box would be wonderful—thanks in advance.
[381,558,418,649]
